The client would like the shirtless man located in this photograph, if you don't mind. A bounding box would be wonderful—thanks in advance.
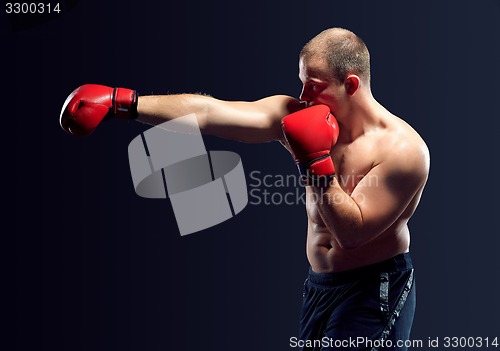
[60,28,430,350]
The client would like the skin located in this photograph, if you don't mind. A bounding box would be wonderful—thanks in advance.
[137,56,430,274]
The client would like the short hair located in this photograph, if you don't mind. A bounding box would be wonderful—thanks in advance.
[300,28,371,83]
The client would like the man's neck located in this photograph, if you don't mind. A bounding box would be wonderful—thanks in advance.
[337,94,385,143]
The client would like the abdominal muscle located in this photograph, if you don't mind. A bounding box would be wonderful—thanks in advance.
[305,190,411,273]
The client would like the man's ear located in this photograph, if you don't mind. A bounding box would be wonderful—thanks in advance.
[344,75,360,96]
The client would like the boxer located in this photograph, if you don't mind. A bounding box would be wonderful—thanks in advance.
[61,28,429,350]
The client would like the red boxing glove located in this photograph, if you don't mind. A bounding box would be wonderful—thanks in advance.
[281,105,340,185]
[60,84,138,136]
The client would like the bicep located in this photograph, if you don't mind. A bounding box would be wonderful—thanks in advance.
[203,95,302,143]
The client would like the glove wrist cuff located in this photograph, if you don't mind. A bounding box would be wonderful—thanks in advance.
[113,88,138,119]
[298,155,335,186]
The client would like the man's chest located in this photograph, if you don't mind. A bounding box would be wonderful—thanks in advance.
[330,141,378,194]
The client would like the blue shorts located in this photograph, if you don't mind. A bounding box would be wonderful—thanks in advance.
[299,253,415,351]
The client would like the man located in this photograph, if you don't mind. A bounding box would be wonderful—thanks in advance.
[60,28,429,350]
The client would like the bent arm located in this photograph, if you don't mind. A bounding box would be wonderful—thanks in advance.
[312,143,429,249]
[137,94,303,143]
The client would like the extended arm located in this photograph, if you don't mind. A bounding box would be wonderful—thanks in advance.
[59,84,303,143]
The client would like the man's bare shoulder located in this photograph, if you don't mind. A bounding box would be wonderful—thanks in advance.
[391,114,429,157]
[378,114,430,182]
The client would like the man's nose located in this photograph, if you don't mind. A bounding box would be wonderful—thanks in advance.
[299,86,311,103]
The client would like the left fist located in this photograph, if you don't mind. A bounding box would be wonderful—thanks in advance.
[281,105,339,184]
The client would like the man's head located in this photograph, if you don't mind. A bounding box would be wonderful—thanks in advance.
[298,28,371,112]
[300,28,370,84]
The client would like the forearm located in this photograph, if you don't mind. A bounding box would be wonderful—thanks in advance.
[137,94,211,128]
[312,178,367,249]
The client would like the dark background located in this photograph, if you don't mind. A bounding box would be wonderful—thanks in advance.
[4,0,500,350]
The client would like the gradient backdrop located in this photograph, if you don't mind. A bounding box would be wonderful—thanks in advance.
[5,0,500,350]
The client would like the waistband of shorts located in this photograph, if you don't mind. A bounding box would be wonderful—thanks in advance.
[307,253,413,286]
